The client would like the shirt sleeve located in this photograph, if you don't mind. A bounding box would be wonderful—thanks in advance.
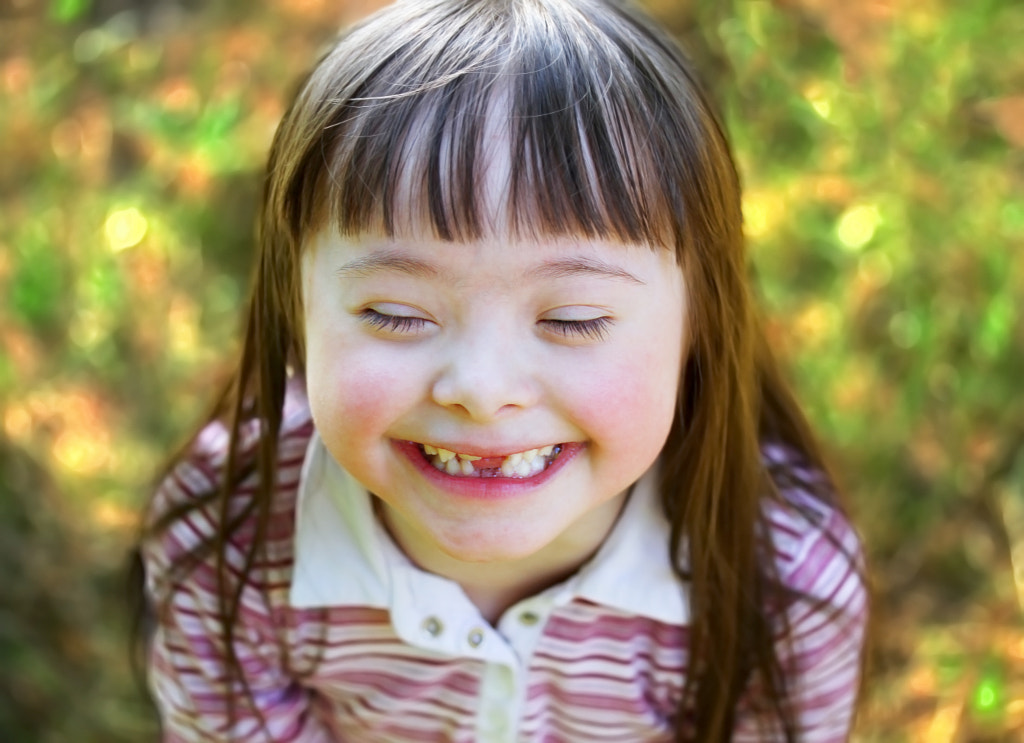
[733,502,869,742]
[142,442,335,743]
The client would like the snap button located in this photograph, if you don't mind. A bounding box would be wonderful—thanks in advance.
[467,628,485,648]
[519,610,540,626]
[422,616,444,637]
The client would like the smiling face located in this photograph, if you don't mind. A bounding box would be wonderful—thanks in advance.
[302,229,687,576]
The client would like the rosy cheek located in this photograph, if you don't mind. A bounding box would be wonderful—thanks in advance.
[574,372,648,432]
[307,344,409,447]
[571,351,679,448]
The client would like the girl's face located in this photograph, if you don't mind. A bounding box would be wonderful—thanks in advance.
[302,227,686,574]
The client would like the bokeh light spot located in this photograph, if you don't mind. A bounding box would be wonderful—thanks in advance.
[4,405,33,442]
[69,309,108,349]
[889,311,922,349]
[51,119,84,160]
[169,296,199,356]
[92,501,137,530]
[53,428,111,474]
[837,204,881,250]
[160,80,200,114]
[857,251,893,287]
[105,207,148,252]
[2,56,32,95]
[743,198,768,237]
[803,82,833,121]
[973,676,1001,713]
[73,29,110,63]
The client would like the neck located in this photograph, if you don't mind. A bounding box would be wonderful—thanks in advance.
[439,557,582,625]
[376,492,628,625]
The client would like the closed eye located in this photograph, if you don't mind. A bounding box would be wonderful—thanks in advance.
[359,308,432,334]
[541,317,612,341]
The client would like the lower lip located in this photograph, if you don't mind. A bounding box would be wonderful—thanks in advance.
[393,440,582,500]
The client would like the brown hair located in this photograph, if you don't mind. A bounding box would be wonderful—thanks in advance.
[139,0,866,739]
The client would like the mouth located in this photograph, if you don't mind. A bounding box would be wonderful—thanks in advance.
[415,442,565,478]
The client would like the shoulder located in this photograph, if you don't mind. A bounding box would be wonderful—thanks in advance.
[760,442,865,606]
[753,449,869,739]
[141,382,341,739]
[143,377,315,603]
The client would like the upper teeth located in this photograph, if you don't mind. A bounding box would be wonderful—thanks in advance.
[422,443,557,477]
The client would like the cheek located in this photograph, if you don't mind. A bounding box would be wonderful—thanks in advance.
[304,337,417,448]
[568,345,681,453]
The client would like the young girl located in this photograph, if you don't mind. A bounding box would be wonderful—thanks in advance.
[138,0,868,740]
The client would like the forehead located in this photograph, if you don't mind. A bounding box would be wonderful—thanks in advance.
[303,227,684,307]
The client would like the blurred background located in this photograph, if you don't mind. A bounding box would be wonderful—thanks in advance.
[1,0,1021,740]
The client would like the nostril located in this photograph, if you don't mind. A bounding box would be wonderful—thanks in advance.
[430,362,540,421]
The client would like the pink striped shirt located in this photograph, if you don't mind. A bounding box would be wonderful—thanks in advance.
[143,391,866,742]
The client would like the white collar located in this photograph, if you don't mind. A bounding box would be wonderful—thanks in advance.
[290,433,688,626]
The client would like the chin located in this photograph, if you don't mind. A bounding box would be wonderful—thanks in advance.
[436,532,550,565]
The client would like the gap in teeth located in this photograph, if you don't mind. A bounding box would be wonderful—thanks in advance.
[421,444,560,477]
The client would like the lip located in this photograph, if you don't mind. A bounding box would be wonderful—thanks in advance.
[393,439,582,500]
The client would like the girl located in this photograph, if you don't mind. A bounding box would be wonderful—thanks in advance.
[137,0,868,740]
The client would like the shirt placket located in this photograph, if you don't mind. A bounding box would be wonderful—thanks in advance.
[388,565,525,742]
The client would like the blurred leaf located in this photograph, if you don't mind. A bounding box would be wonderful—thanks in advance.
[49,0,91,24]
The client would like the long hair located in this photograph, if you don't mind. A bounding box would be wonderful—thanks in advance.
[139,0,864,739]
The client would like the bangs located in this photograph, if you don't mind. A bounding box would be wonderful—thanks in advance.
[291,0,702,246]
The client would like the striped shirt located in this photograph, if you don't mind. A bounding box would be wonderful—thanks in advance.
[143,390,867,742]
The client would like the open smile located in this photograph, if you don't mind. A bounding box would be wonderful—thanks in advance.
[391,439,582,497]
[416,442,564,478]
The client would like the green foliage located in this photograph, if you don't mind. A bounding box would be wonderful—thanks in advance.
[1,0,1021,740]
[49,0,90,24]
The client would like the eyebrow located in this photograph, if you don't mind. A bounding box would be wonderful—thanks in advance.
[528,256,645,285]
[335,250,441,279]
[335,249,645,285]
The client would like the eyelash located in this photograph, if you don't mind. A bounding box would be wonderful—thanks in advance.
[360,309,431,334]
[541,317,612,341]
[360,309,613,341]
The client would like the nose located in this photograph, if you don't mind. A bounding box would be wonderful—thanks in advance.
[431,332,540,421]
